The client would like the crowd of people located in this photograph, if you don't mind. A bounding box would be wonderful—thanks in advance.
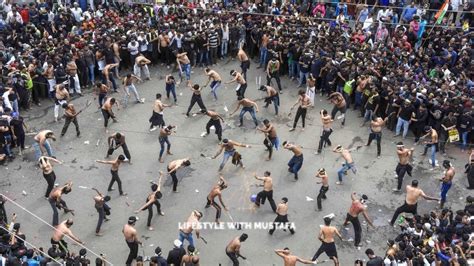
[0,0,473,265]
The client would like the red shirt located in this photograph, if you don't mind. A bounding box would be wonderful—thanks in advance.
[20,9,29,24]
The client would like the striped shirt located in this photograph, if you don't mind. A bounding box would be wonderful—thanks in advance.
[208,31,219,48]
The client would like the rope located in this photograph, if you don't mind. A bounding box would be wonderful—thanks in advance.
[0,194,113,266]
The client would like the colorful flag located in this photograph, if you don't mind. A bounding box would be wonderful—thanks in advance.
[434,0,449,24]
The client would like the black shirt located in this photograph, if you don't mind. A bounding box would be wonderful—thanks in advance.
[167,247,186,265]
[399,104,415,121]
[366,256,384,266]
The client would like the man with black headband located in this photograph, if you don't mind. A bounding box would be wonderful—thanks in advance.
[315,168,329,211]
[123,216,142,266]
[269,197,295,235]
[205,176,228,223]
[393,142,414,192]
[439,160,455,209]
[93,188,111,236]
[342,193,374,249]
[135,171,165,231]
[257,119,279,160]
[179,210,203,248]
[254,171,277,212]
[421,126,439,170]
[48,181,74,226]
[283,141,304,180]
[225,69,247,98]
[38,156,62,199]
[51,219,83,254]
[333,145,357,185]
[212,139,250,171]
[259,85,279,115]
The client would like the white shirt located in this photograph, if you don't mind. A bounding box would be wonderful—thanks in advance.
[6,11,23,24]
[71,7,83,23]
[127,42,139,55]
[363,17,373,31]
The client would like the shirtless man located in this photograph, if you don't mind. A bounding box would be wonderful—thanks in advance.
[329,92,347,126]
[44,62,56,98]
[185,84,207,117]
[33,130,56,160]
[421,126,439,170]
[393,142,414,192]
[102,62,119,92]
[135,172,164,231]
[179,210,203,248]
[283,141,304,180]
[95,155,128,196]
[95,82,109,107]
[93,188,111,236]
[237,45,250,81]
[389,180,439,226]
[254,171,277,212]
[316,109,334,154]
[51,219,83,254]
[259,85,279,115]
[306,74,316,106]
[122,73,144,107]
[204,68,222,101]
[48,181,74,227]
[38,156,62,198]
[133,54,151,81]
[333,145,358,185]
[158,32,171,68]
[226,233,248,265]
[158,125,175,163]
[258,32,269,69]
[269,197,295,235]
[101,97,119,128]
[204,110,224,141]
[213,139,250,171]
[225,70,247,98]
[107,132,131,162]
[343,193,374,248]
[123,216,142,266]
[167,158,191,192]
[230,96,259,128]
[289,89,311,131]
[176,51,192,86]
[60,103,80,137]
[205,176,228,223]
[312,217,342,265]
[149,93,170,131]
[54,83,70,122]
[258,119,279,160]
[365,115,389,158]
[315,168,329,211]
[274,248,315,266]
[439,160,455,209]
[66,58,81,95]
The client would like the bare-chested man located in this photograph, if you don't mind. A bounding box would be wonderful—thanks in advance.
[389,180,439,226]
[343,193,374,248]
[275,248,315,266]
[122,73,144,107]
[102,62,119,92]
[204,68,222,101]
[258,119,279,160]
[225,70,247,98]
[123,216,142,266]
[205,176,228,223]
[439,160,455,209]
[149,93,170,131]
[185,84,207,117]
[393,142,414,192]
[315,168,329,211]
[167,158,191,192]
[365,115,389,158]
[258,32,269,68]
[158,125,175,163]
[237,45,250,81]
[133,54,151,81]
[60,103,80,137]
[254,171,277,212]
[312,217,342,265]
[176,51,191,86]
[95,82,109,107]
[93,188,111,236]
[95,155,128,196]
[329,92,347,126]
[212,139,250,171]
[54,83,70,122]
[204,110,224,141]
[101,97,119,128]
[51,219,83,254]
[179,210,203,247]
[316,109,334,154]
[230,96,259,128]
[39,156,62,198]
[283,141,303,180]
[49,181,74,227]
[289,89,311,131]
[33,130,56,160]
[333,145,358,185]
[158,32,171,68]
[66,58,81,95]
[421,126,439,170]
[135,172,164,231]
[269,197,295,235]
[226,233,248,265]
[259,85,279,115]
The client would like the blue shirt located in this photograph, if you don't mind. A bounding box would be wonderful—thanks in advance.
[402,7,417,21]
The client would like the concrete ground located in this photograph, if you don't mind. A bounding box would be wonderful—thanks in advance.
[2,59,471,265]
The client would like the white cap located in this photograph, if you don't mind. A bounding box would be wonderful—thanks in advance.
[173,239,182,247]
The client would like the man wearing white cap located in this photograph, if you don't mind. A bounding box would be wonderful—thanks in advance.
[166,239,186,265]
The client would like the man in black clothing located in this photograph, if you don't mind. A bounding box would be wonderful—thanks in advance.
[150,247,167,266]
[365,248,384,266]
[167,239,186,265]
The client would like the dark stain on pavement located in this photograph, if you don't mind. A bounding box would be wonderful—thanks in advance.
[83,165,99,171]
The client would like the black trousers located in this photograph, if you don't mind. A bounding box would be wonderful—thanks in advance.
[255,190,276,212]
[107,143,131,161]
[168,167,178,192]
[43,171,56,198]
[390,201,417,225]
[226,250,240,266]
[318,129,333,152]
[263,137,277,159]
[269,214,295,234]
[206,198,222,220]
[186,94,206,116]
[367,131,382,156]
[266,72,282,91]
[312,242,338,261]
[51,238,69,254]
[206,119,222,141]
[236,83,247,98]
[316,186,329,210]
[240,60,250,81]
[146,200,162,227]
[344,214,362,246]
[126,241,139,266]
[108,170,123,194]
[61,116,80,136]
[96,204,110,233]
[395,163,413,190]
[293,107,307,128]
[101,109,115,128]
[331,105,346,125]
